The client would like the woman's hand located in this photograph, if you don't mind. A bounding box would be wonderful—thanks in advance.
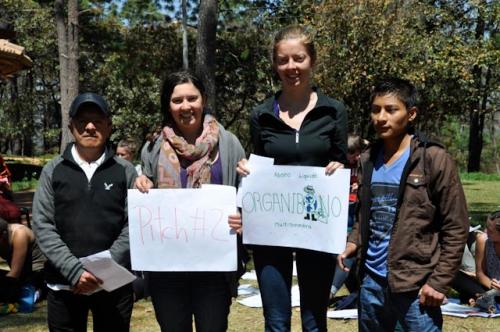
[228,212,242,235]
[325,161,344,175]
[491,278,500,290]
[134,175,154,193]
[236,159,251,177]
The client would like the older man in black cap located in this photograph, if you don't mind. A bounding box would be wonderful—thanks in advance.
[33,93,137,331]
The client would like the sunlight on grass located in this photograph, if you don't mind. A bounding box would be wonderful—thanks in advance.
[462,180,500,226]
[0,172,498,331]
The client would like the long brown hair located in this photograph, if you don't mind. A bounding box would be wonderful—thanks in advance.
[271,25,317,68]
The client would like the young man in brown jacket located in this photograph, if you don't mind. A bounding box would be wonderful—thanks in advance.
[338,77,469,331]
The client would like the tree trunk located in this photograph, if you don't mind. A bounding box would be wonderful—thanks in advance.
[56,0,79,153]
[196,0,217,112]
[67,0,79,112]
[468,109,483,172]
[467,4,486,172]
[182,0,189,69]
[55,0,69,152]
[10,77,21,155]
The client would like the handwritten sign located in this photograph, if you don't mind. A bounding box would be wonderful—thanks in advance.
[241,166,350,254]
[128,186,237,271]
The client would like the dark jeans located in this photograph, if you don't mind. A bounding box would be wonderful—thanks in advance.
[253,246,335,332]
[132,270,149,301]
[0,272,21,303]
[450,270,487,303]
[148,271,231,332]
[358,273,442,332]
[47,284,133,332]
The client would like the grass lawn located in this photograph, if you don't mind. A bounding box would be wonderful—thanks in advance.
[1,295,499,331]
[0,177,498,331]
[461,179,500,226]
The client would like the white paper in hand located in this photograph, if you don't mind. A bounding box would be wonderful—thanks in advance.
[236,154,274,207]
[80,250,136,292]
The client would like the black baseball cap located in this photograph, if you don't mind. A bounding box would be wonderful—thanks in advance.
[69,93,111,118]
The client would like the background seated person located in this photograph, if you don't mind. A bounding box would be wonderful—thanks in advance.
[0,154,21,223]
[474,211,500,308]
[450,227,487,304]
[0,217,45,305]
[116,139,142,176]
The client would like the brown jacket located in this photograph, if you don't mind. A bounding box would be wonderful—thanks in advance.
[348,134,469,294]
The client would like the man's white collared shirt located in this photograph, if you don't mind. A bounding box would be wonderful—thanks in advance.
[71,145,106,181]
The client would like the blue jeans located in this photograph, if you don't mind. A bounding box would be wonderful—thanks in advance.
[148,272,231,332]
[253,246,335,332]
[331,255,356,294]
[358,273,443,332]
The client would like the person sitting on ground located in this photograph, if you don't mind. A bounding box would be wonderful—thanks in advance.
[474,211,500,310]
[450,226,486,304]
[116,139,142,176]
[0,154,22,223]
[330,134,367,300]
[0,217,45,308]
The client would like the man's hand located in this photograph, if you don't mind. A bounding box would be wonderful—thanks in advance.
[73,271,102,294]
[419,284,445,307]
[325,161,344,176]
[337,242,357,272]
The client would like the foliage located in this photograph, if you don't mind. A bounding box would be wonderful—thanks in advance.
[69,1,187,147]
[0,0,59,154]
[309,1,498,137]
[0,0,498,172]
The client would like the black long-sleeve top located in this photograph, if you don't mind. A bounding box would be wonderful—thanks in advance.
[250,89,348,166]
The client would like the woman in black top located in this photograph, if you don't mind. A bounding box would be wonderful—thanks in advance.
[237,25,347,331]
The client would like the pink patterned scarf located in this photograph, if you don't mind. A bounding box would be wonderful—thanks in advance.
[157,114,219,188]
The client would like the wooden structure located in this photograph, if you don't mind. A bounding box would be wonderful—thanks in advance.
[0,23,32,79]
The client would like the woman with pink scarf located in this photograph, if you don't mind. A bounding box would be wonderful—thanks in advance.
[134,71,246,332]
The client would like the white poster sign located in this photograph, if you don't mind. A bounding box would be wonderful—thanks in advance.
[241,166,350,254]
[128,186,237,271]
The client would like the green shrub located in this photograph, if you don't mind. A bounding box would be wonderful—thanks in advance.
[460,172,500,181]
[11,178,38,191]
